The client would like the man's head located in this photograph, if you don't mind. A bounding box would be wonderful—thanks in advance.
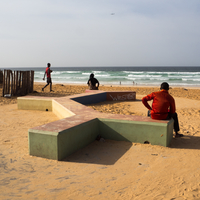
[90,73,94,78]
[47,63,51,68]
[160,82,169,90]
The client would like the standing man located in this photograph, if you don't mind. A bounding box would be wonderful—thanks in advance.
[142,82,183,138]
[42,63,53,92]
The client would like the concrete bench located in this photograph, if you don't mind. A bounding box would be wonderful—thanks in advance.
[17,91,174,161]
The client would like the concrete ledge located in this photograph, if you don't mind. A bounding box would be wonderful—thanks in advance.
[18,97,53,111]
[98,118,173,147]
[18,91,174,161]
[29,118,99,160]
[85,90,136,101]
[52,100,75,119]
[28,116,173,160]
[106,91,136,101]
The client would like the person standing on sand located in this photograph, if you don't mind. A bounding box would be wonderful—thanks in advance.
[87,73,99,90]
[42,63,53,92]
[142,82,183,138]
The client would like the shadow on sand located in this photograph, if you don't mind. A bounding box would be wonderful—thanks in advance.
[63,140,132,165]
[170,135,200,150]
[63,135,200,165]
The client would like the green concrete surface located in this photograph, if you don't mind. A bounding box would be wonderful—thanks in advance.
[19,93,174,161]
[29,119,100,160]
[57,119,99,160]
[28,118,173,160]
[28,129,59,160]
[98,118,174,147]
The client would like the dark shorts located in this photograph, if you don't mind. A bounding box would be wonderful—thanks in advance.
[47,78,52,84]
[89,85,98,90]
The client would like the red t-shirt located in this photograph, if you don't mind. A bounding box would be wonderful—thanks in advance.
[45,67,51,78]
[142,89,176,120]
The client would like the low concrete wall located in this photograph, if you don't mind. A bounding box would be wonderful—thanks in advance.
[18,97,52,111]
[29,119,100,160]
[106,91,136,101]
[19,91,174,161]
[52,100,75,119]
[57,119,100,160]
[98,118,174,147]
[28,117,173,160]
[28,129,58,160]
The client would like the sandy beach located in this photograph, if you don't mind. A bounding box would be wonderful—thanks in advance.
[1,83,200,200]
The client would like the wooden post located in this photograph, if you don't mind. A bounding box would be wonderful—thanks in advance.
[13,71,16,95]
[4,70,7,95]
[5,70,8,95]
[11,72,13,96]
[2,70,5,96]
[22,71,26,95]
[26,71,29,94]
[16,71,18,94]
[30,70,34,93]
[2,70,34,97]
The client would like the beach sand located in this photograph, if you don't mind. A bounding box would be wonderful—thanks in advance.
[1,83,200,200]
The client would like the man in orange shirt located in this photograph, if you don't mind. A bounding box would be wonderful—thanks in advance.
[42,63,53,92]
[142,82,183,138]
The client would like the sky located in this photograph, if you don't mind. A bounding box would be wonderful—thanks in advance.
[1,0,200,68]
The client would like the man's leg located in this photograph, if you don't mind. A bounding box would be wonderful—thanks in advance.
[167,112,183,137]
[147,110,151,117]
[42,82,49,91]
[171,113,180,133]
[50,82,52,92]
[49,78,53,92]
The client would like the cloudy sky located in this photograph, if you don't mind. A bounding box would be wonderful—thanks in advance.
[1,0,200,68]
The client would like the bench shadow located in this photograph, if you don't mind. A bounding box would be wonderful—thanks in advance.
[170,135,200,150]
[63,139,132,165]
[63,135,200,165]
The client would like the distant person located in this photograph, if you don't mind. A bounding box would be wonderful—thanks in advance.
[42,63,53,92]
[142,82,183,138]
[87,73,99,90]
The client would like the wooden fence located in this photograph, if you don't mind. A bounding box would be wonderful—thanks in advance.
[2,70,34,97]
[0,70,3,84]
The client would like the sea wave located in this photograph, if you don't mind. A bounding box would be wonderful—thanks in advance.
[123,71,144,74]
[128,74,162,78]
[33,66,200,87]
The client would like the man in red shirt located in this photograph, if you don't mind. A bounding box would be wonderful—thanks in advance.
[42,63,53,92]
[142,82,183,138]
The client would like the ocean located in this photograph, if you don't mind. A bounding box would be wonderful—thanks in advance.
[5,66,200,87]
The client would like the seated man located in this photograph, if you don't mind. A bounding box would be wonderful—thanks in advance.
[87,73,99,90]
[142,82,183,138]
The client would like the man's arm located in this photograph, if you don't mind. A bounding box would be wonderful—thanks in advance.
[96,79,99,87]
[169,96,176,113]
[142,93,154,110]
[43,71,46,80]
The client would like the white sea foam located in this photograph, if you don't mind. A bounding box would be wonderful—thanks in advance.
[93,71,105,74]
[82,73,91,75]
[65,71,81,73]
[95,74,110,77]
[32,66,200,87]
[123,71,144,74]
